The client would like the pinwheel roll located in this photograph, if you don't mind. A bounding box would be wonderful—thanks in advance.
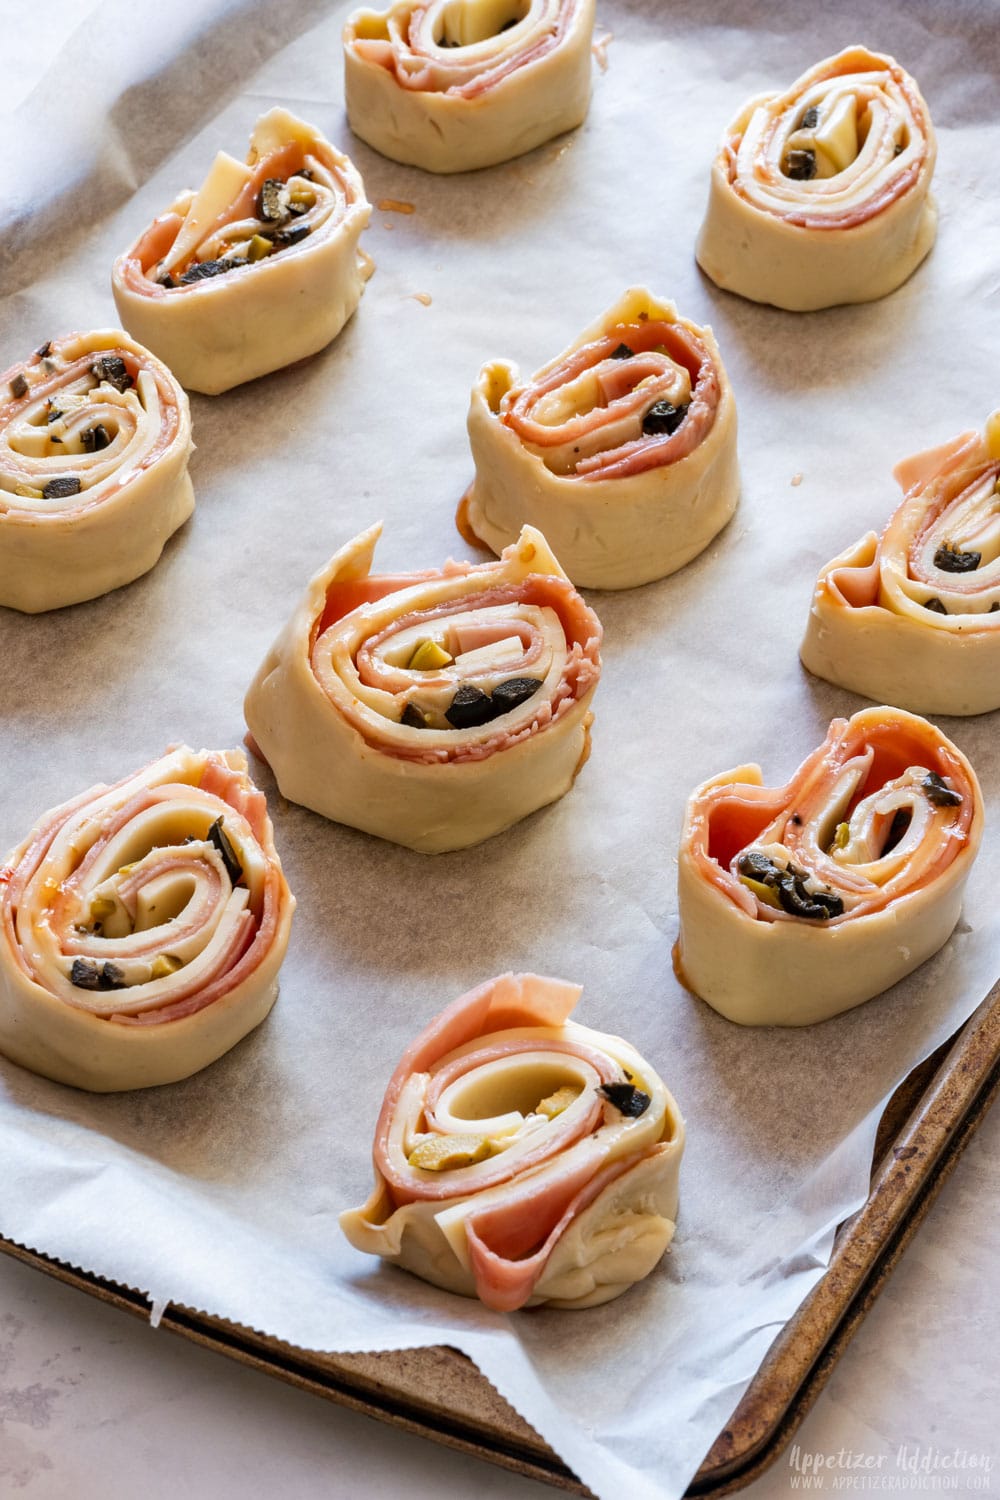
[245,524,602,853]
[0,331,193,613]
[343,0,595,173]
[341,973,684,1310]
[801,415,1000,716]
[675,708,982,1027]
[0,747,295,1091]
[696,46,936,311]
[112,109,373,395]
[461,287,739,589]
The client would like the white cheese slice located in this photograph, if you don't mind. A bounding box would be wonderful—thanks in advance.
[813,92,859,176]
[453,636,524,673]
[159,152,255,276]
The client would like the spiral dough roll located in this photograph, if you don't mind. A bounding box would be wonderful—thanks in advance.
[696,46,936,311]
[244,523,602,853]
[112,109,373,394]
[0,330,193,613]
[460,287,739,589]
[801,414,1000,716]
[340,972,685,1310]
[675,708,982,1026]
[0,746,295,1091]
[343,0,595,173]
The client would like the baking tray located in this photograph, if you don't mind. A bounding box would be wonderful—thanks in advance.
[3,974,998,1497]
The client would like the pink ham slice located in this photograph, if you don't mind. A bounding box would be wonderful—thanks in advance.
[686,712,977,923]
[465,1146,664,1312]
[728,49,933,231]
[368,974,672,1308]
[357,2,578,101]
[2,749,284,1029]
[311,575,602,767]
[823,431,998,610]
[503,321,720,482]
[1,343,181,519]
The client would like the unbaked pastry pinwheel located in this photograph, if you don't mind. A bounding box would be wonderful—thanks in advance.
[0,331,193,613]
[460,287,739,589]
[244,524,602,853]
[0,747,295,1092]
[340,972,684,1310]
[801,414,1000,716]
[343,0,595,173]
[112,109,373,394]
[696,46,937,311]
[675,708,982,1027]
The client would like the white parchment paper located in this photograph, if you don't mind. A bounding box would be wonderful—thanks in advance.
[1,4,999,1497]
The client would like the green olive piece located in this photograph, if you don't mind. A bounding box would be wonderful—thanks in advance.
[739,875,783,909]
[408,1134,493,1171]
[246,234,273,263]
[408,638,453,671]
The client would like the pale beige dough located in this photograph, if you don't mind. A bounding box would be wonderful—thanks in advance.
[343,0,595,173]
[0,329,193,614]
[801,419,1000,715]
[340,974,685,1309]
[112,110,373,395]
[244,524,602,853]
[696,46,937,311]
[463,287,739,590]
[0,747,295,1091]
[675,708,983,1027]
[343,1136,681,1309]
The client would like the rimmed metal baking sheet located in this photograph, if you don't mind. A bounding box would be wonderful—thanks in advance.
[4,978,996,1497]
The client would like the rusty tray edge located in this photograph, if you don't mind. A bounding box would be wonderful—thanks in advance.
[2,979,998,1499]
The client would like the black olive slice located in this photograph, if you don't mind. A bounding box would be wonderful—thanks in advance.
[924,597,947,614]
[70,958,126,991]
[159,273,177,289]
[800,106,820,130]
[777,874,837,920]
[598,1082,651,1117]
[81,424,111,453]
[736,850,781,887]
[274,224,311,248]
[90,354,132,392]
[881,808,911,856]
[783,148,817,180]
[922,771,962,808]
[179,259,232,285]
[257,178,287,222]
[610,343,634,360]
[9,372,28,399]
[35,341,52,359]
[445,684,499,729]
[642,401,689,437]
[42,476,82,499]
[490,677,542,715]
[401,703,431,729]
[806,889,845,918]
[207,816,244,885]
[934,543,981,573]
